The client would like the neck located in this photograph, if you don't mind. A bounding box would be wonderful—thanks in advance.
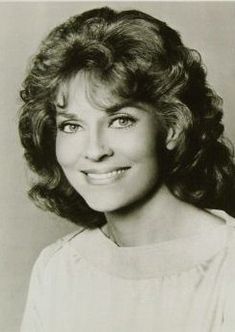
[103,185,191,247]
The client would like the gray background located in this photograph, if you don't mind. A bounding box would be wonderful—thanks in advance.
[0,2,235,331]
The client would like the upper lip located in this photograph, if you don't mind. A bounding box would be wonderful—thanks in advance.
[81,167,130,174]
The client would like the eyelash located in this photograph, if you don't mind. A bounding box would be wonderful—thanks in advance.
[109,114,137,129]
[57,114,137,134]
[57,123,82,134]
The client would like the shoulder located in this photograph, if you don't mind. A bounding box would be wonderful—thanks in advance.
[218,213,235,331]
[203,209,235,266]
[208,209,235,226]
[31,228,88,279]
[200,211,235,330]
[41,228,86,259]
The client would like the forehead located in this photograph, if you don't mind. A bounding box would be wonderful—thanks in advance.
[55,71,126,112]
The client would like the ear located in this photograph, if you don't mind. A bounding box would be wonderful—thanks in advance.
[166,127,181,150]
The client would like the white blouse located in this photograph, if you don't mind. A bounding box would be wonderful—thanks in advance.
[21,210,235,332]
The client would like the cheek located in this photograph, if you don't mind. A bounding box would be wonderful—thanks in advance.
[118,126,159,163]
[55,136,81,167]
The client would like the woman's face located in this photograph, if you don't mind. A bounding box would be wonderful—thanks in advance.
[55,73,164,212]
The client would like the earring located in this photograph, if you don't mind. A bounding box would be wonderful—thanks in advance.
[166,140,176,150]
[166,128,177,150]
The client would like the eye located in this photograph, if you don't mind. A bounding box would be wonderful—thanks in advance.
[110,115,137,129]
[57,123,82,134]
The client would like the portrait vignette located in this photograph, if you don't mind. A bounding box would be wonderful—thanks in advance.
[1,1,235,332]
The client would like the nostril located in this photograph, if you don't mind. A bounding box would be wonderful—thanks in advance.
[84,145,113,161]
[84,131,114,161]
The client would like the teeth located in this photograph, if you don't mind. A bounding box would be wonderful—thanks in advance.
[87,169,126,180]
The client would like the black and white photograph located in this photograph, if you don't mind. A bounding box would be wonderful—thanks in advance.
[1,1,235,331]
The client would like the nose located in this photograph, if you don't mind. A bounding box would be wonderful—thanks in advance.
[84,130,113,161]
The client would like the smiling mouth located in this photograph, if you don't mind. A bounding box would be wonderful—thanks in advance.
[82,167,130,184]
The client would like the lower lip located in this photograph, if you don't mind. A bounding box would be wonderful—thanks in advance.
[83,168,130,185]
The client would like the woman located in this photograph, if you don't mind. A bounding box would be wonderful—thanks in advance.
[19,7,235,332]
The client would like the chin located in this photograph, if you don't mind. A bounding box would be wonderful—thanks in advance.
[85,199,123,213]
[83,191,149,214]
[78,176,162,213]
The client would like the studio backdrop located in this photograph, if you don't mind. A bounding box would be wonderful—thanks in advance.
[0,2,235,332]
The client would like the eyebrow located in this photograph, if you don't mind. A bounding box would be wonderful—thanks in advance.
[56,110,77,118]
[104,101,134,114]
[55,101,136,117]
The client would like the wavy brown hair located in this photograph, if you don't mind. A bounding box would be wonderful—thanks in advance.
[19,7,235,227]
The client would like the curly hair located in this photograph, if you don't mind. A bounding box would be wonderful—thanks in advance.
[19,7,235,227]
